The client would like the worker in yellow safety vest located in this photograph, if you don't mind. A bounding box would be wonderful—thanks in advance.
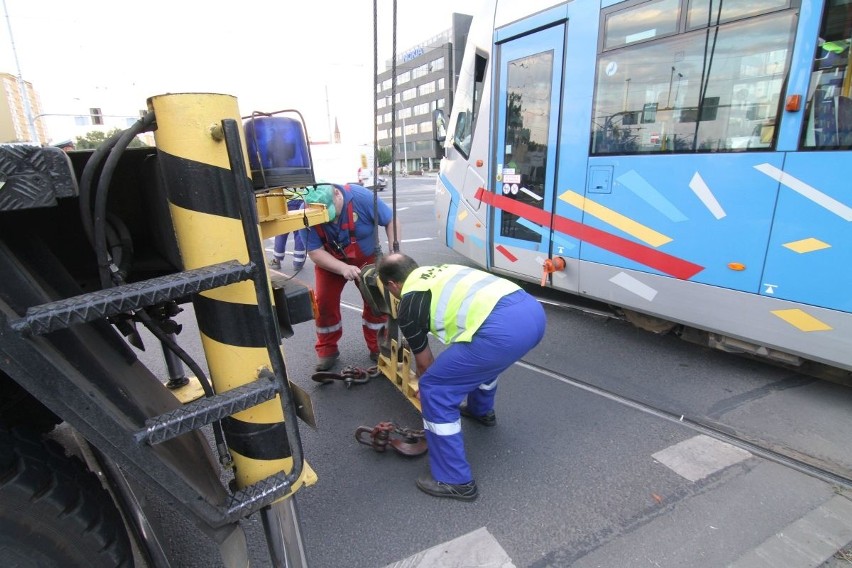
[378,253,547,501]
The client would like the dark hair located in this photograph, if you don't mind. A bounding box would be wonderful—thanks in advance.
[377,253,419,285]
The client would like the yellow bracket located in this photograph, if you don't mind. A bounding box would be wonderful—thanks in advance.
[168,375,206,404]
[377,340,420,412]
[371,283,421,412]
[256,191,329,239]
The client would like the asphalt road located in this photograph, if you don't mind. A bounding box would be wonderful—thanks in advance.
[134,175,852,567]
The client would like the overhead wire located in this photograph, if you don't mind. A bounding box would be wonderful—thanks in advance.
[373,0,382,259]
[391,0,400,253]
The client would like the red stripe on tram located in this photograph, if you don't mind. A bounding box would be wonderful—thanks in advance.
[475,187,703,280]
[495,245,518,262]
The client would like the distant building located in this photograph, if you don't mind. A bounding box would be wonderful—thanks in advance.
[0,72,155,146]
[38,104,154,147]
[376,13,472,173]
[0,72,48,144]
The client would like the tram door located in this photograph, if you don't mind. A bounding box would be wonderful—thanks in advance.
[490,23,564,277]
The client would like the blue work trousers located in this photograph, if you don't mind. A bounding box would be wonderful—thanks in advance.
[419,290,546,484]
[273,199,306,264]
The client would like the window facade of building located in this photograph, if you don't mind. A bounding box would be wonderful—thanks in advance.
[0,73,48,144]
[376,13,472,173]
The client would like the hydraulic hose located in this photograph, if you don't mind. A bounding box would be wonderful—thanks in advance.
[79,130,124,249]
[93,112,156,289]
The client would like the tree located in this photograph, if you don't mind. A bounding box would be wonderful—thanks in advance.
[377,147,392,167]
[75,128,149,150]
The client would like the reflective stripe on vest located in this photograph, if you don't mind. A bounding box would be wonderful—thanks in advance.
[402,265,520,343]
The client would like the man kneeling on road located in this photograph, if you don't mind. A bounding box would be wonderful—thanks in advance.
[377,253,547,501]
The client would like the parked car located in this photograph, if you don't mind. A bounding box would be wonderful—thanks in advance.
[358,167,387,191]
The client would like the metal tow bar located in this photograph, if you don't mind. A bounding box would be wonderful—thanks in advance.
[311,365,380,388]
[355,422,428,456]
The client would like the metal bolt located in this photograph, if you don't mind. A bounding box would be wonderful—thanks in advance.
[209,123,224,141]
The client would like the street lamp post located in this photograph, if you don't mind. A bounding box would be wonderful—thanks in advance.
[3,0,37,142]
[401,109,408,175]
[388,95,409,175]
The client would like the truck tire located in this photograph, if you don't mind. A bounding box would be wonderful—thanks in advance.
[0,428,132,567]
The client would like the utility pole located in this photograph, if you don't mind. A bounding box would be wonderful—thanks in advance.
[3,0,38,143]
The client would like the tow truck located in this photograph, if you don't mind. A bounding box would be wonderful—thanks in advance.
[0,93,345,567]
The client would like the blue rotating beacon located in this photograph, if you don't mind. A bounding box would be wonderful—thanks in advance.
[244,110,315,189]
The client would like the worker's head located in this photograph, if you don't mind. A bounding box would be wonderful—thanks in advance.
[332,186,344,221]
[303,183,337,219]
[377,253,419,298]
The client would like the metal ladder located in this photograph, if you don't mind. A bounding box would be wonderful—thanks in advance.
[6,119,316,528]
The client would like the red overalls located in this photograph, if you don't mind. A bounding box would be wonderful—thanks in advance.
[313,188,387,358]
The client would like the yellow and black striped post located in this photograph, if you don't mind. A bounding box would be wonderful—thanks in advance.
[148,93,316,495]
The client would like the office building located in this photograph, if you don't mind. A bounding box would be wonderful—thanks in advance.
[376,13,472,173]
[0,73,48,144]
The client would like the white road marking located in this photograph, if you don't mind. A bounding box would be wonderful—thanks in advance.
[652,434,751,482]
[384,527,515,568]
[729,495,852,568]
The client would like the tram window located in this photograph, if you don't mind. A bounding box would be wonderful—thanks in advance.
[603,0,680,50]
[500,49,554,243]
[591,10,796,155]
[801,0,852,150]
[452,52,488,158]
[686,0,790,31]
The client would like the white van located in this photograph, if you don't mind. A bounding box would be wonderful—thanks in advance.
[309,143,386,190]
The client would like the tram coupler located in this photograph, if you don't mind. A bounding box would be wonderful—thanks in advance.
[354,421,427,456]
[311,365,380,388]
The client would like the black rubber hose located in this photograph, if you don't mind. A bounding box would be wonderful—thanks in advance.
[93,112,156,288]
[78,131,124,249]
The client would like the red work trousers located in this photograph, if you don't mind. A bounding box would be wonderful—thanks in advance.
[313,246,387,358]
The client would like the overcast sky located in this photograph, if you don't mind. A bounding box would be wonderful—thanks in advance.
[0,0,485,144]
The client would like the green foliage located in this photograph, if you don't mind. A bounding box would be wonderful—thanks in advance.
[377,147,392,167]
[74,128,148,150]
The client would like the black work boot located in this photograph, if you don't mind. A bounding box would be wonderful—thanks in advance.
[459,403,497,427]
[415,475,478,501]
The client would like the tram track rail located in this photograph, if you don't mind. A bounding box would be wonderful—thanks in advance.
[525,284,852,387]
[524,285,624,321]
[517,358,852,490]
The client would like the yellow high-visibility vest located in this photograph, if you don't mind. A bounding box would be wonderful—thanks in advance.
[401,264,520,343]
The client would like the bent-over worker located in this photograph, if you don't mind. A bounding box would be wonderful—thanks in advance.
[377,253,546,501]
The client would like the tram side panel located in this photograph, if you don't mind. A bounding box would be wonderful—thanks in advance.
[437,0,852,373]
[436,0,499,270]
